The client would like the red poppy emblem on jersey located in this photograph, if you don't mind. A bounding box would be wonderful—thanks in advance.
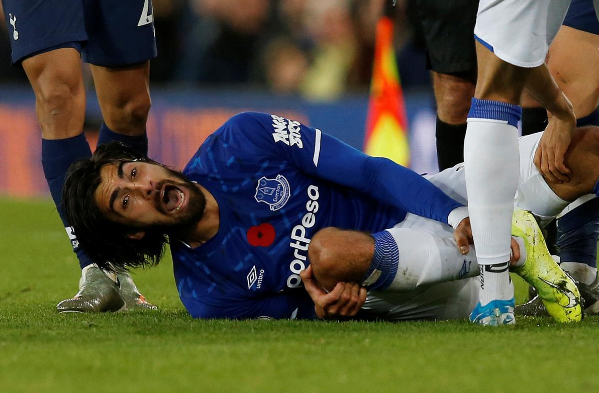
[247,223,276,247]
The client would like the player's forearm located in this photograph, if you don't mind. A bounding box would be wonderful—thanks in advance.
[361,157,463,224]
[524,63,574,120]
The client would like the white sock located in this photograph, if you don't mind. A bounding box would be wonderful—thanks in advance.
[465,100,521,304]
[478,262,514,306]
[560,262,598,285]
[384,228,479,292]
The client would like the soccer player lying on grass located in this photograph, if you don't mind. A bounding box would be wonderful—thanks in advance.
[61,112,588,324]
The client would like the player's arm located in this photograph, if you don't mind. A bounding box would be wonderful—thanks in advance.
[222,112,467,227]
[311,132,468,226]
[524,63,576,183]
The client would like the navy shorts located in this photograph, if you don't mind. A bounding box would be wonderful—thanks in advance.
[2,0,157,66]
[563,0,599,35]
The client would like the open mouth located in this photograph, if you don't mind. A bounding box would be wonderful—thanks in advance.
[162,184,185,213]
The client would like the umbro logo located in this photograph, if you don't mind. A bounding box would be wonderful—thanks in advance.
[247,265,265,290]
[247,266,257,289]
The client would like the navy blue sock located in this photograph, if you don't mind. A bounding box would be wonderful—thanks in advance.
[577,106,599,127]
[361,230,399,291]
[41,135,94,269]
[97,122,148,156]
[556,198,599,268]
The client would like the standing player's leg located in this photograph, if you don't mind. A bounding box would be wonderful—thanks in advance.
[465,43,524,325]
[410,0,479,171]
[433,72,477,170]
[20,50,125,313]
[82,0,155,159]
[57,0,158,312]
[465,0,574,325]
[91,62,151,155]
[1,0,127,312]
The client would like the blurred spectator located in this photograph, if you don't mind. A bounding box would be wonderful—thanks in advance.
[174,0,271,85]
[298,0,358,100]
[261,36,309,94]
[0,0,431,96]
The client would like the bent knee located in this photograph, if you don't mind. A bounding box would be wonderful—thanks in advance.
[433,73,476,123]
[308,227,340,277]
[37,82,82,113]
[103,95,151,134]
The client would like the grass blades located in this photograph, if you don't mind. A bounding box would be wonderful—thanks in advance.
[1,197,598,393]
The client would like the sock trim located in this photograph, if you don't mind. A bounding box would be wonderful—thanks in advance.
[361,230,399,291]
[467,98,522,127]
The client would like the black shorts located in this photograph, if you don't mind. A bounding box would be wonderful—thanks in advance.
[2,0,157,66]
[411,0,479,74]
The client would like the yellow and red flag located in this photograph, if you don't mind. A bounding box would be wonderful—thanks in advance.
[363,14,409,166]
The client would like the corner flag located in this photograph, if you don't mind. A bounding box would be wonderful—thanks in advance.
[363,12,409,166]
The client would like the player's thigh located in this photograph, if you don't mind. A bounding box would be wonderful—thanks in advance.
[548,26,599,117]
[424,165,468,206]
[515,133,570,220]
[394,212,455,241]
[1,0,87,64]
[475,0,570,68]
[82,0,157,67]
[90,61,151,134]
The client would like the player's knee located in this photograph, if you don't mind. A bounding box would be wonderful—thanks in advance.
[308,227,339,281]
[435,82,475,124]
[104,95,151,134]
[437,92,473,124]
[37,80,80,115]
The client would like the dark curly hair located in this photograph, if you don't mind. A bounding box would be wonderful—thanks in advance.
[61,142,168,271]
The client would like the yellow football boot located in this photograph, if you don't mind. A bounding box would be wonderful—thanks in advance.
[511,209,583,323]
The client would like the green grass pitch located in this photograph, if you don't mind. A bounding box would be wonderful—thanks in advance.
[1,197,598,393]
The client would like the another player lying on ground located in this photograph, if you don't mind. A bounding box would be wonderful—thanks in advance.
[61,113,590,323]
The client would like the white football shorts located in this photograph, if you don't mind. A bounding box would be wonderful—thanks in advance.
[474,0,572,67]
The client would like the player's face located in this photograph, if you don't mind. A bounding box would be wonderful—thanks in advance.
[94,161,206,230]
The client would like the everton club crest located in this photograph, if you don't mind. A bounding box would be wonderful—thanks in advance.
[254,175,290,211]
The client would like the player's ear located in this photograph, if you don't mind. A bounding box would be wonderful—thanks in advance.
[127,231,146,240]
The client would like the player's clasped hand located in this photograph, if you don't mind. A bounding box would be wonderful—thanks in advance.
[300,265,367,319]
[534,103,575,184]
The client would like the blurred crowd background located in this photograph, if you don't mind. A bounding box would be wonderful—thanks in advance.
[0,0,431,100]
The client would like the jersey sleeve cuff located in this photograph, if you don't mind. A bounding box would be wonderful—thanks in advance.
[447,206,469,229]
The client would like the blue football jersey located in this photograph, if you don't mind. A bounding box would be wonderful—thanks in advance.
[171,112,462,320]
